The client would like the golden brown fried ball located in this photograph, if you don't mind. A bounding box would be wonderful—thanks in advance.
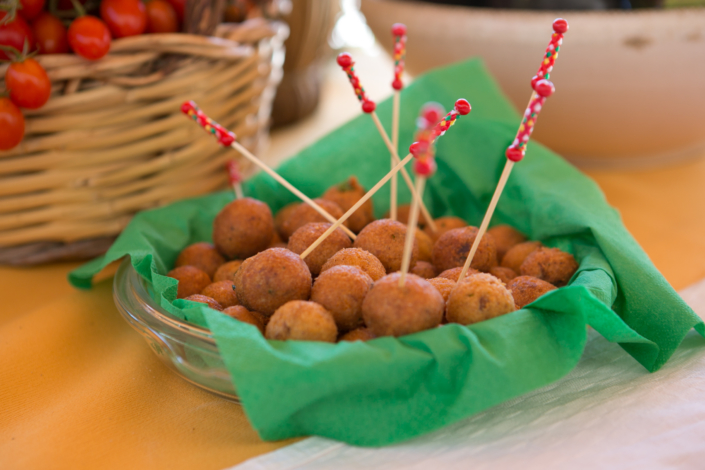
[437,266,480,282]
[201,280,239,308]
[269,230,285,248]
[387,204,429,229]
[501,241,542,273]
[520,247,579,287]
[274,202,300,241]
[427,277,455,304]
[353,219,417,273]
[223,305,265,333]
[167,265,211,299]
[213,198,274,260]
[507,275,557,308]
[311,265,373,332]
[280,198,346,241]
[411,261,437,279]
[213,260,243,283]
[339,328,376,342]
[287,222,352,276]
[446,273,515,325]
[233,248,312,315]
[487,225,527,261]
[425,216,468,242]
[265,300,338,342]
[415,229,434,262]
[362,273,444,337]
[175,242,224,278]
[320,247,386,281]
[322,176,374,233]
[182,294,223,311]
[489,266,517,285]
[432,226,497,273]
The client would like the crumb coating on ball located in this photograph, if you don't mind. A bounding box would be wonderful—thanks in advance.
[520,247,579,287]
[280,198,346,240]
[432,226,497,273]
[311,265,373,332]
[411,261,437,279]
[446,273,515,325]
[167,265,211,299]
[501,241,542,274]
[175,242,225,278]
[223,305,266,333]
[288,222,352,276]
[201,280,239,308]
[265,300,338,342]
[322,176,374,233]
[182,294,223,311]
[353,219,417,273]
[213,260,243,282]
[424,216,467,242]
[487,225,527,261]
[320,247,386,281]
[213,198,274,260]
[507,275,557,308]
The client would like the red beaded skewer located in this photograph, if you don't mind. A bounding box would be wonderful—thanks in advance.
[225,160,244,199]
[181,101,357,240]
[336,51,439,233]
[458,18,568,282]
[389,22,407,222]
[399,99,472,287]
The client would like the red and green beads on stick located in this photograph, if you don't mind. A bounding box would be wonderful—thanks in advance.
[391,23,407,91]
[337,52,376,113]
[506,80,555,162]
[531,18,569,91]
[181,101,236,146]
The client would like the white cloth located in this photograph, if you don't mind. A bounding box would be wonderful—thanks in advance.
[231,280,705,470]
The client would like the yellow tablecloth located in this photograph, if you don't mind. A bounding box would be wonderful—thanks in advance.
[2,155,704,469]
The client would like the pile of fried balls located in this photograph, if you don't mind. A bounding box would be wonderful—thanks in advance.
[166,177,579,343]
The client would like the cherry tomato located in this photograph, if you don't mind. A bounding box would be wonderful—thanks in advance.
[32,13,69,54]
[5,58,52,109]
[0,98,25,151]
[146,0,178,33]
[68,16,111,60]
[100,0,147,38]
[19,0,46,21]
[0,12,35,60]
[165,0,184,23]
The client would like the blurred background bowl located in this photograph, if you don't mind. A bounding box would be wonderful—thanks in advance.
[361,0,705,168]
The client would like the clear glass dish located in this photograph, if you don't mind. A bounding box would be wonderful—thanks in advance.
[113,258,239,402]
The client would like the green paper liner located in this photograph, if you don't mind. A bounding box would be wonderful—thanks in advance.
[70,59,704,446]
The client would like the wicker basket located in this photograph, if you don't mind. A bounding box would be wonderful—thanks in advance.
[0,19,287,265]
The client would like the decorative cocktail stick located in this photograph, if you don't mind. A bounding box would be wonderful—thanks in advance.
[301,98,471,262]
[299,152,415,259]
[389,23,407,222]
[457,19,568,282]
[181,101,357,240]
[336,52,437,233]
[225,160,244,199]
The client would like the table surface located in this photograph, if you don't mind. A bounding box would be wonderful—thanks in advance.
[2,50,704,470]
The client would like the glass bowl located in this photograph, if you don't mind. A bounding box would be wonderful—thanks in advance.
[113,258,239,402]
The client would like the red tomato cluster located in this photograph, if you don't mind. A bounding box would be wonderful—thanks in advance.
[0,0,183,150]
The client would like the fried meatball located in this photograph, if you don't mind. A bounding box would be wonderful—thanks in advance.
[213,260,243,283]
[436,266,480,282]
[167,265,211,299]
[233,248,312,315]
[362,273,444,337]
[274,202,301,241]
[415,229,434,262]
[487,224,527,261]
[432,226,497,273]
[339,328,376,342]
[489,266,517,285]
[288,222,352,276]
[223,305,265,333]
[322,176,374,233]
[507,275,557,308]
[427,277,455,303]
[182,294,223,311]
[387,204,428,229]
[320,247,386,281]
[411,261,437,279]
[353,219,417,273]
[425,216,468,242]
[175,242,225,278]
[213,198,274,259]
[280,198,346,241]
[501,241,542,273]
[201,280,239,308]
[311,265,373,332]
[265,300,338,342]
[446,273,515,325]
[520,247,579,287]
